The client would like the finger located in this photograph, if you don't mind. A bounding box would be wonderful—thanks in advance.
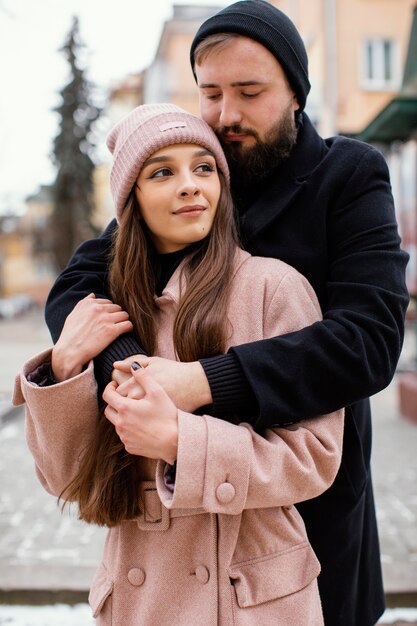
[130,362,162,395]
[108,310,130,323]
[103,404,119,426]
[115,377,134,397]
[111,368,129,385]
[127,383,145,400]
[115,320,134,333]
[113,355,147,372]
[132,355,150,367]
[102,381,119,406]
[113,361,134,373]
[116,374,144,398]
[90,301,124,311]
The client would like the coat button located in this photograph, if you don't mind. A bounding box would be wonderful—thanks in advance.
[216,482,235,504]
[127,567,146,586]
[195,565,210,584]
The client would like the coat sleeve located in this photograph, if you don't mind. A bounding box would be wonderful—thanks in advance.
[14,350,100,498]
[44,219,145,392]
[156,269,344,514]
[156,411,343,515]
[229,146,409,428]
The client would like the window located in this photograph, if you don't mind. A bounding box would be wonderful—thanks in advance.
[361,38,400,90]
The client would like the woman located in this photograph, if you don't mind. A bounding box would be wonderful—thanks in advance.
[14,103,344,625]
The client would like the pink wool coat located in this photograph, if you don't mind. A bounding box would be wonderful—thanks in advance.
[14,249,344,626]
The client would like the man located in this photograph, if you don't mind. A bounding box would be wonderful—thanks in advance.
[45,1,409,624]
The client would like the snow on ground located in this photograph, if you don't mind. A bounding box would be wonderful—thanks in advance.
[0,603,94,625]
[379,608,417,623]
[0,605,417,625]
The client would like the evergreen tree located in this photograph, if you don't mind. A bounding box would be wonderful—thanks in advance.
[51,16,101,270]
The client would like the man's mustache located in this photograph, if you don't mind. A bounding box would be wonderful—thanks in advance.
[215,126,260,141]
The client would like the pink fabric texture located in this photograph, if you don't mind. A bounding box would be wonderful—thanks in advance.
[106,103,230,220]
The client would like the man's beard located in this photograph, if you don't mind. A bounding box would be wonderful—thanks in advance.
[215,105,298,191]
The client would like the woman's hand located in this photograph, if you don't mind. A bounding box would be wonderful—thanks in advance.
[103,363,178,465]
[52,294,133,382]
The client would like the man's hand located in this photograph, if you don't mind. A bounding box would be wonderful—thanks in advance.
[112,355,212,412]
[52,294,133,382]
[103,363,178,465]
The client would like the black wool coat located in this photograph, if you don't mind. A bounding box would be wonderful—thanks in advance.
[228,114,409,626]
[45,114,409,626]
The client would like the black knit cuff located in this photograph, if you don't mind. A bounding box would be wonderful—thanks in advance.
[94,333,147,395]
[199,352,258,421]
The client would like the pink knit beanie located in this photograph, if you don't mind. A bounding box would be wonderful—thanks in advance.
[106,103,230,220]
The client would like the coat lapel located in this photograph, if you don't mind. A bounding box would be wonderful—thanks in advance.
[239,170,306,247]
[238,114,328,248]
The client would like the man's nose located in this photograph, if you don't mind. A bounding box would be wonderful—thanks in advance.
[218,98,242,127]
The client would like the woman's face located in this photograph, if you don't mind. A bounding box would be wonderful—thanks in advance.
[134,143,221,254]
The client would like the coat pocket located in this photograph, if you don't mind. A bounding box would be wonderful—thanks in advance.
[229,541,320,608]
[89,561,114,620]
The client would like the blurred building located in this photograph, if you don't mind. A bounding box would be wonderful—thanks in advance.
[22,186,56,303]
[0,186,55,302]
[144,4,223,113]
[357,3,417,299]
[0,214,24,297]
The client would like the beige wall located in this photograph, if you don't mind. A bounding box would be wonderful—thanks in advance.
[162,33,200,114]
[336,0,415,134]
[0,232,27,296]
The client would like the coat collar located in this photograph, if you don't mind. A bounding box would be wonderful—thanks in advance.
[156,248,251,306]
[287,113,328,179]
[238,114,328,248]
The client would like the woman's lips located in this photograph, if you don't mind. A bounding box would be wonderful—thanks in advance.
[174,205,206,215]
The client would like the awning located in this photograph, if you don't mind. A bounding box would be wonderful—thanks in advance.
[356,96,417,143]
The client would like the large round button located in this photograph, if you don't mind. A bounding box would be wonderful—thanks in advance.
[216,482,235,504]
[195,565,210,584]
[128,567,146,586]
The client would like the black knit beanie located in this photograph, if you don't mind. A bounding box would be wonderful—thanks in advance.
[190,0,310,111]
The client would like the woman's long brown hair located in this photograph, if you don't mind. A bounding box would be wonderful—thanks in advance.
[61,169,240,526]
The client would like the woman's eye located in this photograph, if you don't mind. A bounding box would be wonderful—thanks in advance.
[195,163,215,174]
[149,167,172,179]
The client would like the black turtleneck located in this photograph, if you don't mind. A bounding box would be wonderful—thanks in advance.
[154,242,202,296]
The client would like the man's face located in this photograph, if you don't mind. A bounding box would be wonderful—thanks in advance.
[195,36,299,151]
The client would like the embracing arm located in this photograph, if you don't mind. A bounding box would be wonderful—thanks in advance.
[156,408,343,514]
[45,219,145,390]
[201,147,409,429]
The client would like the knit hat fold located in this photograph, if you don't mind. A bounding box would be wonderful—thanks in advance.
[190,0,310,111]
[107,103,229,220]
